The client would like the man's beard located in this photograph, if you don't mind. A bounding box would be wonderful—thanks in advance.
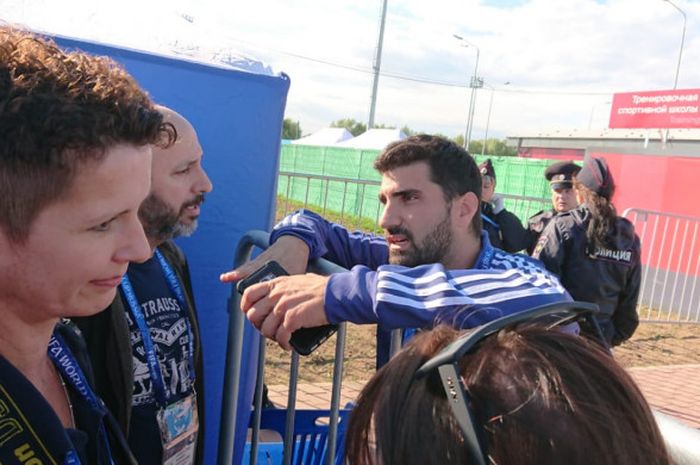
[387,210,453,268]
[139,193,204,243]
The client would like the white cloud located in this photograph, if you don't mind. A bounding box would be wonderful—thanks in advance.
[3,0,699,139]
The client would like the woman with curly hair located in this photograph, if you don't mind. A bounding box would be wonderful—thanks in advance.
[0,25,173,464]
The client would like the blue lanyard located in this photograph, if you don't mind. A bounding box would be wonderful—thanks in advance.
[47,333,115,465]
[475,231,496,270]
[154,250,196,386]
[481,213,500,230]
[120,249,195,406]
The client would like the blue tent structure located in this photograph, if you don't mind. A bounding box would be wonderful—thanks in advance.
[54,35,290,464]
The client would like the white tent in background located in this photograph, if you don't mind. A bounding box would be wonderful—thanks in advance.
[291,127,354,146]
[335,128,406,150]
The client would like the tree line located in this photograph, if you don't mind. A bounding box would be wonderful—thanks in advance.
[283,117,516,157]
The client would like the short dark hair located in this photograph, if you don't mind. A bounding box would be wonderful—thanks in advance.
[374,134,482,233]
[0,26,175,242]
[346,325,671,465]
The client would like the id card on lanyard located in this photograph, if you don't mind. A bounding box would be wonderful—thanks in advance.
[47,333,115,465]
[120,249,198,465]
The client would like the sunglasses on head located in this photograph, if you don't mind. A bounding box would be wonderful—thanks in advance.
[415,301,605,465]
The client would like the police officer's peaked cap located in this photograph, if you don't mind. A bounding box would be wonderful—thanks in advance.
[545,161,581,189]
[577,155,614,199]
[478,159,496,179]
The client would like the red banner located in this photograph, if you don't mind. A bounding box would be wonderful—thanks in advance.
[609,89,700,129]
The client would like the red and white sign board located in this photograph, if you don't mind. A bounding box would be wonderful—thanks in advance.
[609,88,700,129]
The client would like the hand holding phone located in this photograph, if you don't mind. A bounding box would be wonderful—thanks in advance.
[236,260,289,295]
[237,261,338,356]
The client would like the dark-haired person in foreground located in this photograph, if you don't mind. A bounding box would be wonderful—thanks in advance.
[533,155,641,346]
[75,106,212,465]
[221,135,572,351]
[0,26,169,464]
[345,324,671,465]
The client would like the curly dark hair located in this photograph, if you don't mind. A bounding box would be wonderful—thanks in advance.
[373,134,482,234]
[0,26,175,242]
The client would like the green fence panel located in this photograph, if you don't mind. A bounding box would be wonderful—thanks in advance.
[279,145,573,224]
[472,154,555,198]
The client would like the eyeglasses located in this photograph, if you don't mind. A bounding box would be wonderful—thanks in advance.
[414,301,605,465]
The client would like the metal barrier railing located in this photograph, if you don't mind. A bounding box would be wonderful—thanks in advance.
[622,208,700,323]
[217,230,348,465]
[277,171,550,229]
[216,226,700,465]
[278,171,383,226]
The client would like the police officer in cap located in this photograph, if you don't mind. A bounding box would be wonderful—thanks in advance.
[525,161,581,254]
[479,159,529,253]
[532,155,641,347]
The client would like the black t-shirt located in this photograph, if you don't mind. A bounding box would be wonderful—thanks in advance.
[121,255,195,464]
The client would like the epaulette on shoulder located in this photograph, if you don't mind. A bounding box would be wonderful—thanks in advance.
[543,210,578,231]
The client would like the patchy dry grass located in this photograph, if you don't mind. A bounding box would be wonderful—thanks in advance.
[615,322,700,367]
[263,321,700,385]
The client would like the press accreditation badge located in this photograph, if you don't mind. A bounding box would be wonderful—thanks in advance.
[157,393,199,465]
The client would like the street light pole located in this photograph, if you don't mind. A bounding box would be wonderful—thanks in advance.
[368,0,388,130]
[466,74,481,150]
[481,81,510,157]
[453,34,480,150]
[481,84,494,157]
[663,0,686,89]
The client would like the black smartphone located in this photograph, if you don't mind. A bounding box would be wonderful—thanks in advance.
[236,260,289,295]
[237,260,338,356]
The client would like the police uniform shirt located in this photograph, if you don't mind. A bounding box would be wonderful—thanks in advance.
[532,205,642,345]
[526,209,556,254]
[121,255,195,464]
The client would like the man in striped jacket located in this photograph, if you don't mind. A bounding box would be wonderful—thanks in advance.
[221,135,571,350]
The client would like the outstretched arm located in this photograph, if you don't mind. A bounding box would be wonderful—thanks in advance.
[240,262,572,349]
[270,209,389,269]
[220,209,388,285]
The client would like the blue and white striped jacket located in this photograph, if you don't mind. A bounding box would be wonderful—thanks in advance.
[272,209,572,329]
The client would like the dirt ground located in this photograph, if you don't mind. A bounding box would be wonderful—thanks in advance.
[263,321,700,385]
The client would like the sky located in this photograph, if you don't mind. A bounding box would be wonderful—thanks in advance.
[2,0,699,140]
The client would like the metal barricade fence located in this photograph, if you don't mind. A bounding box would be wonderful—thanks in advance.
[622,208,700,324]
[277,171,551,230]
[215,215,700,465]
[217,230,348,465]
[278,171,383,227]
